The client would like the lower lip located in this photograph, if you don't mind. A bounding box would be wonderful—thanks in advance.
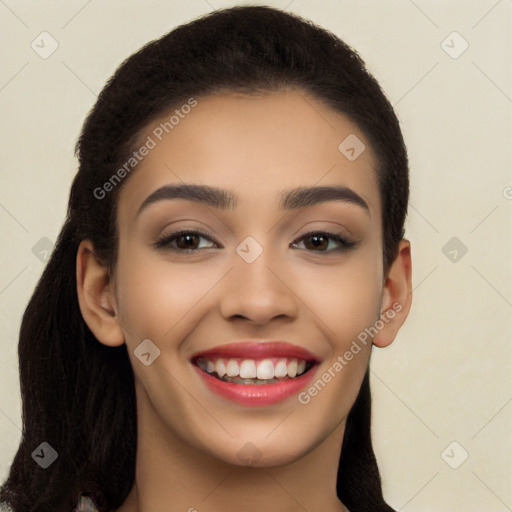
[193,364,319,406]
[193,365,318,406]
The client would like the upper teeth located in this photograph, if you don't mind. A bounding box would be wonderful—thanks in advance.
[197,357,308,380]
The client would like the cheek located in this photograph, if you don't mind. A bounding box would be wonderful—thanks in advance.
[292,254,383,345]
[115,256,213,341]
[115,239,383,349]
[291,257,380,432]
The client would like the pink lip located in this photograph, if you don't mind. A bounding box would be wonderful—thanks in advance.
[193,363,319,406]
[190,341,321,363]
[190,341,321,407]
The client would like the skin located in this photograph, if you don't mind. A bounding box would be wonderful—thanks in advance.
[76,90,412,512]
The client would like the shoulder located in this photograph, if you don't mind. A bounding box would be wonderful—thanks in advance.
[73,494,99,511]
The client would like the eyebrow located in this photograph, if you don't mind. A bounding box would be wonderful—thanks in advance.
[135,183,369,218]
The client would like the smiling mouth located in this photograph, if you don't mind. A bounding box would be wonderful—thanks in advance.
[193,356,316,385]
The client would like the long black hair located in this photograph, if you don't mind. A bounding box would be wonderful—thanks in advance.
[0,6,408,511]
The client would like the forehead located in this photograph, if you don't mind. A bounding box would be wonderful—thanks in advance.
[117,90,380,223]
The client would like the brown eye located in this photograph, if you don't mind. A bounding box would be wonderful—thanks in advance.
[154,229,357,254]
[174,233,200,250]
[292,231,356,252]
[154,230,219,251]
[303,234,329,251]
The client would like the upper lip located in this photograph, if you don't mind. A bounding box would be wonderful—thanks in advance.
[190,341,322,363]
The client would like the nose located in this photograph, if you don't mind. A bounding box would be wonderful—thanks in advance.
[219,244,299,326]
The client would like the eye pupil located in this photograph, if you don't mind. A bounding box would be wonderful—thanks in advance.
[177,234,199,249]
[306,235,328,251]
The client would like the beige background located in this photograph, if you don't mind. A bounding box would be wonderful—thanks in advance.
[1,1,511,510]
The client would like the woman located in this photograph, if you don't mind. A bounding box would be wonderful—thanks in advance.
[0,6,412,512]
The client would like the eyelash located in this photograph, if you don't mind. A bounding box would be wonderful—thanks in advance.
[154,228,357,253]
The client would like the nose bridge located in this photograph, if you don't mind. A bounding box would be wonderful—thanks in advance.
[234,233,284,292]
[219,234,298,323]
[237,239,278,285]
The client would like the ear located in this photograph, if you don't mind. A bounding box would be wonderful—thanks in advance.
[76,239,125,347]
[373,239,412,348]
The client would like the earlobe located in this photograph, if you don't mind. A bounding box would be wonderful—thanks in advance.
[76,239,125,347]
[373,239,413,348]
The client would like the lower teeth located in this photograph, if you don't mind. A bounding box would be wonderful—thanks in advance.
[213,374,297,385]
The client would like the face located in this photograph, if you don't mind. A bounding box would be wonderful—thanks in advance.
[110,90,385,467]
